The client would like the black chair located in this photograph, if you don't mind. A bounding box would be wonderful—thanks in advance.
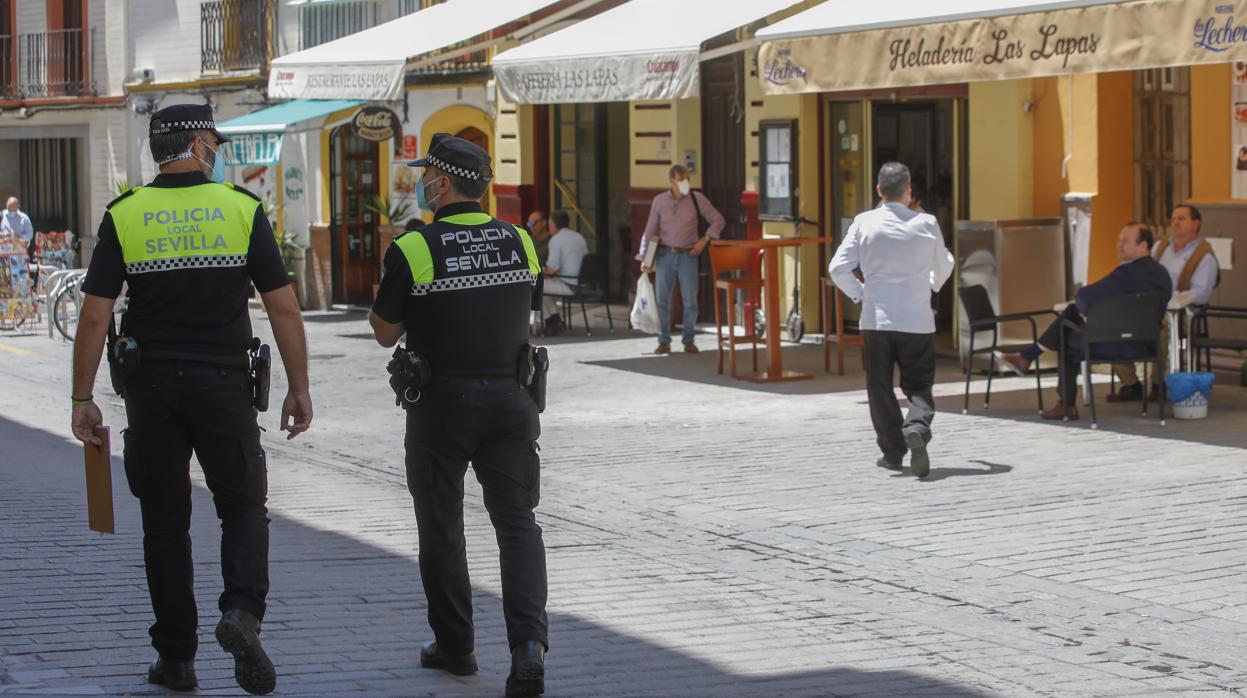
[558,253,615,336]
[1191,305,1247,372]
[957,285,1050,415]
[1059,292,1166,429]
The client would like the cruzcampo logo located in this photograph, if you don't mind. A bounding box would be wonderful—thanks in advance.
[763,49,807,86]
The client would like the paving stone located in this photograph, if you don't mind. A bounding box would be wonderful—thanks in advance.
[1,313,1245,695]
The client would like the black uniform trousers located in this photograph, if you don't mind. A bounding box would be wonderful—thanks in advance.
[863,330,937,462]
[121,362,269,662]
[404,376,548,656]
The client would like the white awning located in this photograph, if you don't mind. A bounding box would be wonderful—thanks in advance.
[756,0,1117,41]
[268,0,567,101]
[754,0,1241,95]
[492,0,807,104]
[286,0,379,6]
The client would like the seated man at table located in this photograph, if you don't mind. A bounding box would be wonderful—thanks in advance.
[995,222,1172,420]
[540,210,588,335]
[1108,203,1220,402]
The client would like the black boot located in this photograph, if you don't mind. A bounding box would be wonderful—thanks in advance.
[506,641,545,697]
[216,609,276,695]
[147,657,197,691]
[420,641,478,676]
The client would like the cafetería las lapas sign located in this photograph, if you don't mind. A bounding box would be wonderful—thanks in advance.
[222,132,283,166]
[758,0,1247,95]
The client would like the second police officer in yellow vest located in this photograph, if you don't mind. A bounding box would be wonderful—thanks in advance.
[69,104,313,696]
[369,134,549,698]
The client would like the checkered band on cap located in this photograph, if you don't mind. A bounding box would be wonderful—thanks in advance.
[126,254,247,275]
[410,269,534,296]
[424,153,480,180]
[150,119,217,135]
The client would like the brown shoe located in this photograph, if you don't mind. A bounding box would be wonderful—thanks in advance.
[1106,382,1142,403]
[1041,401,1079,420]
[654,342,671,355]
[683,343,699,354]
[994,351,1031,376]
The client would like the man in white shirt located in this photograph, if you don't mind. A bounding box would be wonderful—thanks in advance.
[830,162,955,479]
[1,197,34,255]
[541,210,588,334]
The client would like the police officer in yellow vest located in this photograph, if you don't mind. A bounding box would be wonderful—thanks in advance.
[70,104,313,695]
[369,134,548,697]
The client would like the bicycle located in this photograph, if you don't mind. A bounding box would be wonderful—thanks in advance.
[45,269,88,341]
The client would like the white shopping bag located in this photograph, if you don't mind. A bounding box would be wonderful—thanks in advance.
[630,273,661,335]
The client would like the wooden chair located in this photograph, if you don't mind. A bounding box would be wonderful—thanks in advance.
[821,277,865,375]
[709,245,761,376]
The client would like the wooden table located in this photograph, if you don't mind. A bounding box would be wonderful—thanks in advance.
[712,237,838,383]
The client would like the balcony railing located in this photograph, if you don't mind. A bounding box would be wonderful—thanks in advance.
[408,45,490,78]
[0,36,15,100]
[0,29,96,100]
[202,0,271,74]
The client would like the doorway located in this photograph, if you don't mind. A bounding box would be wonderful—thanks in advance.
[454,125,488,151]
[329,124,381,305]
[871,100,961,330]
[552,102,630,300]
[699,53,746,321]
[18,137,82,234]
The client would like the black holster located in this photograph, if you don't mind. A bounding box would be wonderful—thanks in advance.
[248,338,271,412]
[106,315,140,398]
[387,345,431,409]
[517,344,549,413]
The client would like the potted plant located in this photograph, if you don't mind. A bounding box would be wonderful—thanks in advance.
[366,195,412,260]
[276,230,301,277]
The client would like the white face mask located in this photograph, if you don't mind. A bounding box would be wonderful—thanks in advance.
[676,180,691,196]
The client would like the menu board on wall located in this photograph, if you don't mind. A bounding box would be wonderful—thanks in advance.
[1233,62,1247,198]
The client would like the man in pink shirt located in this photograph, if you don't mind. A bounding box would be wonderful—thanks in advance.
[636,165,725,353]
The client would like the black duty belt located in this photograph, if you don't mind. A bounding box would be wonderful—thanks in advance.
[143,349,250,369]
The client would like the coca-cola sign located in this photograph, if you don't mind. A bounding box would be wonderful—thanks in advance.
[352,106,399,142]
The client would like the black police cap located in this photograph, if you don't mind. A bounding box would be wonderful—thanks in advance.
[410,133,492,182]
[149,103,231,143]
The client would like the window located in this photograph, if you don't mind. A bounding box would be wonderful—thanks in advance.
[1133,68,1190,229]
[759,120,796,219]
[300,0,377,50]
[0,0,13,98]
[201,0,270,74]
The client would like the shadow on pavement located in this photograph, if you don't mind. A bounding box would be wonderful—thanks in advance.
[947,377,1247,450]
[301,310,369,324]
[912,460,1015,483]
[586,347,973,397]
[0,414,993,697]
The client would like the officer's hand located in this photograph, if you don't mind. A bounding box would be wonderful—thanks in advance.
[640,264,653,274]
[72,401,104,447]
[280,391,313,440]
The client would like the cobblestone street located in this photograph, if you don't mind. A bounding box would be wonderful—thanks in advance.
[2,310,1246,697]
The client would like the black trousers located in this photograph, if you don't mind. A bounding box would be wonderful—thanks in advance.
[122,363,269,662]
[1037,305,1084,405]
[404,376,548,655]
[863,331,937,461]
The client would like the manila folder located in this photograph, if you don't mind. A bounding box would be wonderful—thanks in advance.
[84,426,115,534]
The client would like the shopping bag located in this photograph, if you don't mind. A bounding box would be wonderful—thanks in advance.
[630,274,661,335]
